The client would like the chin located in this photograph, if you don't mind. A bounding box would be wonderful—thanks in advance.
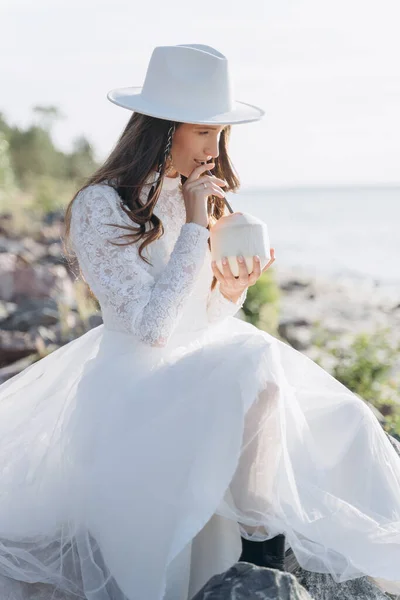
[175,163,193,178]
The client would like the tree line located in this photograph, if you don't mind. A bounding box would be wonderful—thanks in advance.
[0,105,98,192]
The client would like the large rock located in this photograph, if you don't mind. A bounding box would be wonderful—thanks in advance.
[0,329,37,365]
[0,354,39,385]
[0,254,75,306]
[278,318,313,351]
[284,542,392,598]
[292,566,389,600]
[192,562,313,599]
[0,298,59,331]
[198,557,393,600]
[0,253,55,301]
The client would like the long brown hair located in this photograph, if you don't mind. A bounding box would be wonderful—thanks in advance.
[63,112,240,293]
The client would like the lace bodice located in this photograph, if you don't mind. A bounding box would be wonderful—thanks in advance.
[70,173,247,347]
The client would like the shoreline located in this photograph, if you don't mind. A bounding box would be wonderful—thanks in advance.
[274,263,400,342]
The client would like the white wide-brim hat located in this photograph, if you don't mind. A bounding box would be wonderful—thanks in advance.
[107,44,265,125]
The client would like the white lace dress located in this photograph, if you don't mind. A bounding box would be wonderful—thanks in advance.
[0,172,400,600]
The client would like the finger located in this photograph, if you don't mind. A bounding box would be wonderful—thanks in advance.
[236,255,249,283]
[211,260,225,284]
[192,179,223,190]
[248,256,261,285]
[252,255,261,279]
[208,183,226,198]
[220,256,236,282]
[202,175,227,186]
[196,161,226,185]
[193,181,226,198]
[196,178,226,191]
[261,252,276,273]
[186,162,215,183]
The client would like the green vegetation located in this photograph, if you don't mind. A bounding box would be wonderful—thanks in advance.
[241,268,280,336]
[0,107,98,217]
[0,132,16,192]
[313,325,400,439]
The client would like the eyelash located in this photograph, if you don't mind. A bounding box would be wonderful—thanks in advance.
[199,131,223,136]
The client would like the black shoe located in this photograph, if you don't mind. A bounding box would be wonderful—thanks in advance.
[239,533,286,571]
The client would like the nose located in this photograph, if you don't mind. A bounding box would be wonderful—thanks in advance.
[204,141,220,161]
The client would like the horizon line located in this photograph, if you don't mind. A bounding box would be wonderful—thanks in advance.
[238,182,400,192]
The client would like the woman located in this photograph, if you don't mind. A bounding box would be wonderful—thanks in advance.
[0,44,399,600]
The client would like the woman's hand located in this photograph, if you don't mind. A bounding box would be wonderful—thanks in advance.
[182,162,227,228]
[211,249,276,303]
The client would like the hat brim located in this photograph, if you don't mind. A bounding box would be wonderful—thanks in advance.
[107,87,265,125]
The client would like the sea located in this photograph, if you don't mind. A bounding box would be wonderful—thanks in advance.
[230,185,400,291]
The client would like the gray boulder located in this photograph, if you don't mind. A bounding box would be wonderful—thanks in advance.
[284,549,390,599]
[293,567,389,600]
[193,559,392,600]
[192,562,313,599]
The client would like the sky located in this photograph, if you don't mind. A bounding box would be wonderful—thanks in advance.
[1,0,399,188]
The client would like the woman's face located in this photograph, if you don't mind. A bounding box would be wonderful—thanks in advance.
[169,123,226,178]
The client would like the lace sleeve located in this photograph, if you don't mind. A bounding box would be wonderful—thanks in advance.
[206,281,247,324]
[70,185,210,347]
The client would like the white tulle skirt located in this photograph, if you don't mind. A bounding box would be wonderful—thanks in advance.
[0,317,400,600]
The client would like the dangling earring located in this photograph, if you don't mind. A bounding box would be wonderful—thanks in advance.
[165,155,175,175]
[163,124,176,176]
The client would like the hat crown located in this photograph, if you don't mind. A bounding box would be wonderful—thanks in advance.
[106,43,265,125]
[141,45,234,119]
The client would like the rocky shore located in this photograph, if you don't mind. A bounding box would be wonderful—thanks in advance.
[274,264,400,377]
[276,264,400,347]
